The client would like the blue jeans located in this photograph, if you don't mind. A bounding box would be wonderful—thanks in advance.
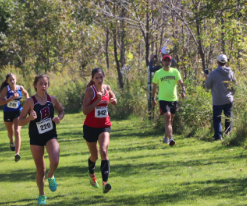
[213,103,233,139]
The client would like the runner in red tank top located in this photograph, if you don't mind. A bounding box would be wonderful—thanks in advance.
[83,68,117,194]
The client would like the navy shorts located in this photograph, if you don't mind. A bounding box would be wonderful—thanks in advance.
[4,111,21,122]
[159,101,178,114]
[83,125,111,143]
[30,135,57,146]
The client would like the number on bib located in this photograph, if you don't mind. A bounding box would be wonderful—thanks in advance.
[36,118,53,134]
[95,106,108,118]
[7,100,19,109]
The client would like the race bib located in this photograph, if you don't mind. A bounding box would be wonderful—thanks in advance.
[95,106,108,118]
[36,118,53,134]
[7,100,19,109]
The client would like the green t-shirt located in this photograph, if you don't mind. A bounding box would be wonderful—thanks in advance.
[152,67,181,101]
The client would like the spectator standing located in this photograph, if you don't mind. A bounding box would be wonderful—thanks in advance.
[205,54,236,140]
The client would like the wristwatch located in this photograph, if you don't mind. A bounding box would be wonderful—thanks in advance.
[151,97,155,100]
[182,90,185,93]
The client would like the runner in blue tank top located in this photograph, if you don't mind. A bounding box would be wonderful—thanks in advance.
[0,73,29,162]
[19,74,65,205]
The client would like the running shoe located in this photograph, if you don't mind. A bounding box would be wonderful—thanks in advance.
[88,171,99,188]
[103,182,111,194]
[10,142,15,151]
[48,176,57,192]
[169,139,175,146]
[163,137,169,144]
[38,195,47,204]
[15,154,21,162]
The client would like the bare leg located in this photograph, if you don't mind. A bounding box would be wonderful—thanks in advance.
[4,121,14,144]
[46,138,60,178]
[98,132,110,160]
[30,145,45,196]
[163,112,173,139]
[86,141,98,176]
[98,132,110,185]
[13,117,21,154]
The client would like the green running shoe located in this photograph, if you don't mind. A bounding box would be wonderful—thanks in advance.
[48,176,57,192]
[88,171,99,188]
[38,195,47,204]
[103,183,111,194]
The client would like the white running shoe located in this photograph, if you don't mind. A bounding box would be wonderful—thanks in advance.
[163,137,169,144]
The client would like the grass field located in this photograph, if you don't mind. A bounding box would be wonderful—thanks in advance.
[0,112,247,205]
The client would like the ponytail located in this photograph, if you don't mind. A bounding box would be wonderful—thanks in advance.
[0,73,16,92]
[0,81,8,92]
[87,80,94,88]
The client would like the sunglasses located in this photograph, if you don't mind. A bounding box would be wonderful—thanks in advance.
[163,59,171,62]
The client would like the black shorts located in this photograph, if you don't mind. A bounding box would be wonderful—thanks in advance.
[30,135,57,146]
[159,101,178,114]
[4,111,21,122]
[83,125,111,143]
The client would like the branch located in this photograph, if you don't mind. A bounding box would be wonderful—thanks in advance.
[12,43,23,65]
[162,0,199,48]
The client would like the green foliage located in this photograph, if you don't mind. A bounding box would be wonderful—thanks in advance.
[222,74,247,145]
[1,0,247,146]
[174,85,212,136]
[0,65,36,98]
[0,65,87,111]
[45,70,87,112]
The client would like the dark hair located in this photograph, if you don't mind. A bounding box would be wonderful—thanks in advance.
[33,74,50,91]
[0,73,16,92]
[218,62,226,66]
[87,68,105,88]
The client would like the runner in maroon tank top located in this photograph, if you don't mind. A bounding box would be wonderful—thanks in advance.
[83,68,117,194]
[18,74,65,205]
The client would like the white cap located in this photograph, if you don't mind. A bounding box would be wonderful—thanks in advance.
[217,54,228,64]
[160,47,169,55]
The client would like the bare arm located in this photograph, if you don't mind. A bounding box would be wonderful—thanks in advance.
[178,79,186,98]
[51,96,65,124]
[152,83,157,107]
[107,85,117,105]
[0,87,17,106]
[21,86,29,99]
[82,87,101,115]
[18,98,35,126]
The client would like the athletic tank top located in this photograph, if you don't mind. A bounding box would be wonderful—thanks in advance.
[29,95,57,138]
[3,85,22,112]
[84,85,111,128]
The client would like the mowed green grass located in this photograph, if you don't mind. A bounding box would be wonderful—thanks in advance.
[0,112,247,206]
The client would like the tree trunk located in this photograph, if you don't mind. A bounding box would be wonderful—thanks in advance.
[105,27,110,69]
[196,18,206,71]
[145,0,150,67]
[120,7,126,70]
[112,5,124,88]
[221,17,225,54]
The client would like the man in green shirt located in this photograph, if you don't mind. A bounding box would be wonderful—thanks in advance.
[152,55,185,145]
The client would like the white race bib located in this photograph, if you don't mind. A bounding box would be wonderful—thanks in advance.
[7,100,19,109]
[36,118,53,134]
[95,106,108,118]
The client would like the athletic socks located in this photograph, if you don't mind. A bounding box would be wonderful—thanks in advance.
[89,159,110,182]
[101,160,110,182]
[88,158,96,175]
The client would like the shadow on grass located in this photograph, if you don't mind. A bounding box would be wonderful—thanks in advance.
[0,195,66,206]
[37,177,247,206]
[0,169,36,182]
